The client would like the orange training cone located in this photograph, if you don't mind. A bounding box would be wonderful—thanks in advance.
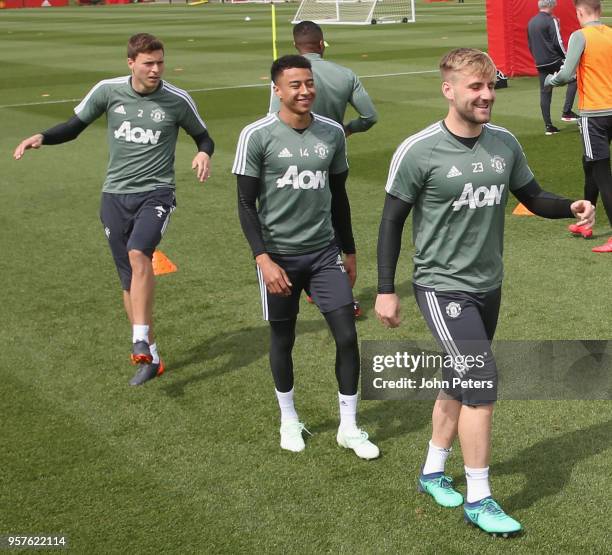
[512,203,534,216]
[152,250,178,276]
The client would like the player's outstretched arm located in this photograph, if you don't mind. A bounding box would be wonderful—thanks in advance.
[14,115,89,160]
[513,179,594,227]
[545,31,584,87]
[13,134,44,160]
[375,193,412,328]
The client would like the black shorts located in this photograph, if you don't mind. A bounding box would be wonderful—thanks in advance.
[257,243,353,321]
[414,283,501,405]
[579,114,612,161]
[100,188,176,291]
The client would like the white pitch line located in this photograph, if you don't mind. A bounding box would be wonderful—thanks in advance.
[1,97,83,109]
[0,69,439,109]
[360,69,439,79]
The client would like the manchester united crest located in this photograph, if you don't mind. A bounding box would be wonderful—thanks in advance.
[151,108,166,123]
[490,155,506,174]
[446,302,462,319]
[314,142,329,160]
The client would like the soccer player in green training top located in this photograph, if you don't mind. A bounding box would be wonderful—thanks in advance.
[234,55,379,459]
[375,48,593,536]
[269,20,378,317]
[269,21,377,137]
[13,33,214,386]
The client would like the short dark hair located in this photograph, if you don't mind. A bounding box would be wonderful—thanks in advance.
[271,55,312,84]
[127,33,164,60]
[293,20,324,44]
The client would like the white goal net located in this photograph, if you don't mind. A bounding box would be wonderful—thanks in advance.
[292,0,415,25]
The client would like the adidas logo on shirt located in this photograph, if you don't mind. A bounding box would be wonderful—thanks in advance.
[114,105,127,115]
[278,148,293,158]
[446,166,462,178]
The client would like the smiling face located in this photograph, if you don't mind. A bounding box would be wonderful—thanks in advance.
[443,68,496,126]
[128,50,165,94]
[273,66,316,117]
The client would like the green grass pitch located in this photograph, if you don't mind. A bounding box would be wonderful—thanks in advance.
[1,1,610,552]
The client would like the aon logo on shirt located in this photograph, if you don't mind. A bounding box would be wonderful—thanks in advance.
[452,183,505,211]
[276,165,327,190]
[114,121,161,145]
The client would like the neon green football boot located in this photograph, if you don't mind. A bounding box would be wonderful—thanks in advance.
[418,471,464,508]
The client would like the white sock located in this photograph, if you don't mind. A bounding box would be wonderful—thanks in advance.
[422,440,452,475]
[275,388,298,423]
[338,392,358,432]
[149,343,160,364]
[465,466,491,503]
[132,324,149,344]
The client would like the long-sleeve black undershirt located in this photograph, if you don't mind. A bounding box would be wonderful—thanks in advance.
[377,179,575,294]
[42,115,88,145]
[377,194,412,294]
[237,170,355,258]
[237,174,267,257]
[513,178,573,218]
[191,129,214,156]
[328,170,355,254]
[41,115,215,156]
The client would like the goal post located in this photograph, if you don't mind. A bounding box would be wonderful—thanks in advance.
[292,0,415,25]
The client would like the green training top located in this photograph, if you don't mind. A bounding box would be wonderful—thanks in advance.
[74,76,207,194]
[269,53,377,134]
[385,121,534,292]
[233,112,348,255]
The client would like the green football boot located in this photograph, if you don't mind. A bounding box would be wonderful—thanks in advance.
[417,471,464,508]
[463,497,522,537]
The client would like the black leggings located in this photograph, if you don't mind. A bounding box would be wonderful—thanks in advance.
[269,304,359,395]
[584,158,612,226]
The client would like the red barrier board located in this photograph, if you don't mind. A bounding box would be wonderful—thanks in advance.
[1,0,68,7]
[487,0,580,77]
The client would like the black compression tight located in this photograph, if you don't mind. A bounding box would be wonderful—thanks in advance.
[592,158,612,226]
[583,158,599,206]
[323,304,360,395]
[269,318,297,393]
[269,304,359,395]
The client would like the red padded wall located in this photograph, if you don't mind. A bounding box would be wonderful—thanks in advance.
[1,0,68,7]
[486,0,580,77]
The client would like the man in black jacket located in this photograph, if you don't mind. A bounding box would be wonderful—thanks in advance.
[527,0,578,134]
